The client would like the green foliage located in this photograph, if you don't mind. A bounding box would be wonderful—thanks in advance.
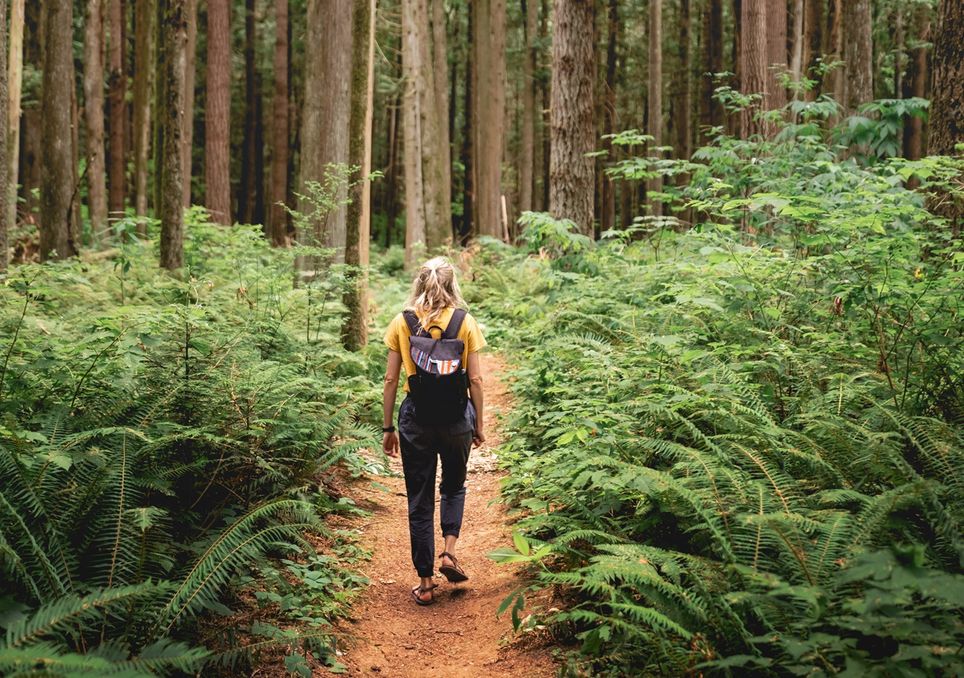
[478,120,963,675]
[0,210,381,674]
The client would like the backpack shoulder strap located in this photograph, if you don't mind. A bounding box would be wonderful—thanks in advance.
[444,308,468,340]
[402,310,425,337]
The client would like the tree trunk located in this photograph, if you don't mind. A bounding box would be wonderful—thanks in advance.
[268,0,289,245]
[0,0,7,271]
[599,0,617,232]
[385,92,400,247]
[205,0,231,224]
[159,0,186,269]
[18,0,41,223]
[181,0,196,208]
[84,0,108,244]
[519,0,537,215]
[299,0,351,262]
[902,6,929,160]
[459,0,474,242]
[430,0,451,240]
[728,0,741,136]
[700,0,723,140]
[803,0,823,99]
[40,0,78,261]
[789,0,803,84]
[5,0,24,245]
[402,0,426,263]
[240,0,265,226]
[928,0,964,236]
[766,0,787,110]
[647,0,662,216]
[842,0,873,111]
[108,0,126,220]
[674,0,691,159]
[473,0,506,239]
[343,0,375,350]
[537,0,550,212]
[133,0,153,233]
[739,0,767,138]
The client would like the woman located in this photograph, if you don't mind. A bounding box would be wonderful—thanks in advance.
[382,257,487,606]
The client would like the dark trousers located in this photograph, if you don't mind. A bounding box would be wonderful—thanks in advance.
[398,396,475,578]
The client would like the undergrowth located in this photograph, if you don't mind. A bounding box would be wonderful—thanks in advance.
[477,108,963,676]
[0,213,390,676]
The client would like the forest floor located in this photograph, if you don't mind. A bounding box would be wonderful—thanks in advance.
[330,352,557,678]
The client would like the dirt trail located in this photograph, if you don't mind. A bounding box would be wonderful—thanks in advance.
[336,353,556,678]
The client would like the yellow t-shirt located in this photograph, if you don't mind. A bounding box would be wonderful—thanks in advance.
[384,307,487,392]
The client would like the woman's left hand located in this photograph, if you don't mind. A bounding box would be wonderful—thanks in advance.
[383,431,400,457]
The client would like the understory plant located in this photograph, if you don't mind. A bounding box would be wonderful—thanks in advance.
[478,100,963,676]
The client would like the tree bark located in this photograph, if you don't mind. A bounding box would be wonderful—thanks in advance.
[134,0,154,233]
[84,0,108,244]
[789,0,803,84]
[402,0,426,263]
[299,0,351,262]
[519,0,537,215]
[842,0,873,112]
[268,0,289,245]
[928,0,964,236]
[0,0,7,270]
[902,6,929,161]
[473,0,506,238]
[159,0,186,269]
[181,0,196,208]
[343,0,376,350]
[803,0,823,99]
[40,0,78,260]
[205,0,231,224]
[537,0,550,212]
[700,0,723,140]
[459,0,474,241]
[108,0,127,220]
[647,0,662,216]
[599,0,618,232]
[739,0,767,138]
[5,0,24,245]
[240,0,265,226]
[766,0,787,110]
[674,0,691,159]
[430,0,451,239]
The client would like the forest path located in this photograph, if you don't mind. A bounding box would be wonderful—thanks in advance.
[334,352,556,677]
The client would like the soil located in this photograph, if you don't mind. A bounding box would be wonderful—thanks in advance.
[334,352,558,678]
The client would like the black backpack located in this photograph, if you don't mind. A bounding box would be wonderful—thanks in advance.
[403,309,469,425]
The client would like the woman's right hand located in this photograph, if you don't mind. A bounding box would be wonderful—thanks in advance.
[473,429,486,447]
[383,431,400,457]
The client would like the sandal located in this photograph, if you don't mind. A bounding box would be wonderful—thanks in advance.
[411,583,437,606]
[438,552,469,583]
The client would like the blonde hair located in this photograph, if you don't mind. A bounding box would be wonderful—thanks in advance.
[405,257,466,327]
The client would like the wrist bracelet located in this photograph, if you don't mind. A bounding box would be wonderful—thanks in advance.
[382,426,395,433]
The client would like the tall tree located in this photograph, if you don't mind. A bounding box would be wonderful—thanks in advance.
[39,0,78,260]
[674,0,691,159]
[158,0,187,269]
[299,0,351,260]
[181,0,196,207]
[5,0,24,241]
[0,0,7,271]
[519,0,538,215]
[739,0,767,138]
[647,0,662,216]
[842,0,873,111]
[473,0,506,239]
[107,0,126,219]
[205,0,231,224]
[803,0,823,98]
[766,0,787,110]
[343,0,376,350]
[459,0,474,241]
[549,0,594,233]
[133,0,153,233]
[402,0,452,256]
[240,0,265,226]
[267,0,289,246]
[902,6,930,161]
[83,0,108,244]
[700,0,723,139]
[789,0,803,84]
[928,0,963,235]
[599,0,618,232]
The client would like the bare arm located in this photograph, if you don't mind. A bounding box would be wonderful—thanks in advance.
[467,351,485,446]
[382,350,402,456]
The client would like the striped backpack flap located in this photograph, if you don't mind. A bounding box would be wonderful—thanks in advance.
[403,309,469,424]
